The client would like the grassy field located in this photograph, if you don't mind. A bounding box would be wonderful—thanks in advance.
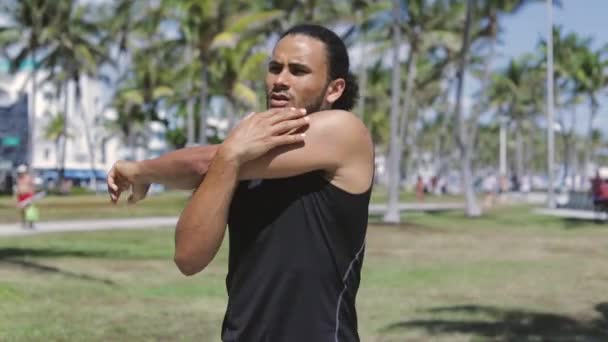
[0,192,191,223]
[0,188,461,224]
[1,204,607,341]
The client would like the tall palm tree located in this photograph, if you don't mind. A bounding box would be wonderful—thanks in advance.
[162,0,282,145]
[212,35,269,130]
[383,0,403,223]
[454,0,480,216]
[571,45,608,175]
[488,55,543,181]
[42,1,111,190]
[539,27,592,186]
[0,0,60,166]
[383,0,463,223]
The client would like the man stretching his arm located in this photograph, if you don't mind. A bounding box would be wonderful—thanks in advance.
[108,24,374,342]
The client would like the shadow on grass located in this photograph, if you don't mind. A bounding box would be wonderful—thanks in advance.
[0,247,117,285]
[562,218,608,229]
[383,304,608,341]
[0,247,113,259]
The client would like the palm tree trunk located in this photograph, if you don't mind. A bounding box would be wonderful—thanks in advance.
[76,79,97,192]
[357,30,367,119]
[59,81,69,187]
[584,103,597,178]
[436,78,455,183]
[546,0,556,208]
[499,115,508,177]
[515,120,524,184]
[383,0,403,223]
[456,0,481,217]
[357,64,367,119]
[186,46,195,146]
[399,50,417,141]
[198,57,209,145]
[29,59,37,167]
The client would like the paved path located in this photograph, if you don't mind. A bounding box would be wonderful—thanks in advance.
[534,208,608,221]
[368,202,464,214]
[0,216,178,237]
[0,202,465,237]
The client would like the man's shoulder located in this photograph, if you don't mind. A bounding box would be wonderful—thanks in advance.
[309,110,370,140]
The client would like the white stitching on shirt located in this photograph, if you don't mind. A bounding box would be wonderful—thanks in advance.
[334,240,366,342]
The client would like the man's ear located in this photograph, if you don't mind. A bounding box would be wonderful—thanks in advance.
[325,78,346,105]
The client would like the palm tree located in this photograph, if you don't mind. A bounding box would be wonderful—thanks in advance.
[539,27,593,187]
[212,35,269,130]
[41,1,112,190]
[382,0,463,223]
[162,0,283,145]
[571,45,608,176]
[454,0,480,216]
[383,0,403,223]
[0,0,60,166]
[42,112,67,184]
[488,55,544,182]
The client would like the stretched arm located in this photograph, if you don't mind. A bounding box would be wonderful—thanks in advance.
[138,145,217,188]
[107,145,217,203]
[107,109,373,203]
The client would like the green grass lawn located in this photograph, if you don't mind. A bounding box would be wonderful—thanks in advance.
[0,187,462,224]
[1,205,607,341]
[0,192,191,223]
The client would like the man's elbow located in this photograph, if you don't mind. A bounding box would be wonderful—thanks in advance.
[174,251,207,276]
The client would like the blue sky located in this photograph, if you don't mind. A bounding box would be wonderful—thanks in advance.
[497,0,608,134]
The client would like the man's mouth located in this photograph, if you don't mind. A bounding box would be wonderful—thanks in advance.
[269,93,291,108]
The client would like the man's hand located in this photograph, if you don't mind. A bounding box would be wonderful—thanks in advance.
[220,107,309,165]
[107,160,151,204]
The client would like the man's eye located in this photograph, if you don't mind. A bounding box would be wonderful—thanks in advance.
[269,65,282,73]
[290,68,307,75]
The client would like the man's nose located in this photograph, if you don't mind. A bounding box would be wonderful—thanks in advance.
[273,70,290,90]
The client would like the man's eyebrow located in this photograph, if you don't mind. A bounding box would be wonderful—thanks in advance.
[288,62,311,71]
[268,60,311,72]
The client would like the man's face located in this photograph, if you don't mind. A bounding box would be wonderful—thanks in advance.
[266,34,331,113]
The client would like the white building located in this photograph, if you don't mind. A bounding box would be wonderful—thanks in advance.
[0,60,123,185]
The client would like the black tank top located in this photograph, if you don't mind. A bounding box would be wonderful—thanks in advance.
[222,171,371,342]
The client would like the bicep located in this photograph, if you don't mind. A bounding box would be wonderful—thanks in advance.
[238,137,338,180]
[237,110,370,181]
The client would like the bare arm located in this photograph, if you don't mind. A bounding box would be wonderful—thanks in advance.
[107,109,373,203]
[173,151,238,275]
[138,145,218,189]
[238,110,374,194]
[107,145,217,203]
[173,108,309,275]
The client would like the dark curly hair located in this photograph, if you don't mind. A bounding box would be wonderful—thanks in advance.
[280,24,359,111]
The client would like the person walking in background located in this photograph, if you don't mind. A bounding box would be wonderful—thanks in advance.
[415,175,425,201]
[15,164,36,229]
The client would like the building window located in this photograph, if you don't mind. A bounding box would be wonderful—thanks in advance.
[44,148,51,161]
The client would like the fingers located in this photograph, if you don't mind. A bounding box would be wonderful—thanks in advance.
[269,132,306,149]
[128,183,150,204]
[107,167,119,204]
[271,116,309,135]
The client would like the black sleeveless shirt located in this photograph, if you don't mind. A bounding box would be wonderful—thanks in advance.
[222,171,371,342]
